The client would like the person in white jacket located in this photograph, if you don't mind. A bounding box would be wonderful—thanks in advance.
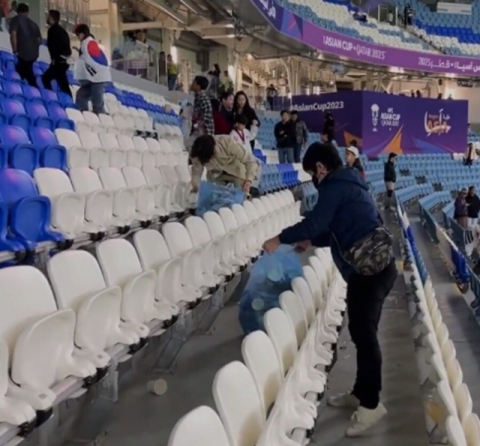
[74,24,111,114]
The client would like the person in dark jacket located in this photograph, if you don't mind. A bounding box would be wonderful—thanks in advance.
[466,186,480,227]
[454,188,469,229]
[345,141,365,180]
[213,91,235,135]
[263,142,397,437]
[323,111,335,143]
[384,153,397,209]
[42,10,72,96]
[274,110,296,164]
[290,110,308,163]
[233,91,260,150]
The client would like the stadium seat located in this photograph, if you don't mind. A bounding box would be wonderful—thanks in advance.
[54,128,90,168]
[121,166,161,219]
[48,103,75,130]
[0,98,31,131]
[29,127,67,170]
[25,102,55,130]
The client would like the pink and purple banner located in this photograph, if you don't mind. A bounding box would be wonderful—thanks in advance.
[290,92,468,155]
[252,0,480,76]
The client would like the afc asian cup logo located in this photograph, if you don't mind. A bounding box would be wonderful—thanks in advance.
[371,104,379,131]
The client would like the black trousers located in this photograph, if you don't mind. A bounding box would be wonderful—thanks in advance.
[347,259,398,409]
[42,62,72,97]
[16,58,37,87]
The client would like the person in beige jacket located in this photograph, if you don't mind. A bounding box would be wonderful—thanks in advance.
[190,134,259,193]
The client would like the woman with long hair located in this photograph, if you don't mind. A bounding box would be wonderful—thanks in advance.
[233,91,260,150]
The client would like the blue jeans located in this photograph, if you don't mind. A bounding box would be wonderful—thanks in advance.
[293,143,303,163]
[278,148,294,164]
[168,74,177,91]
[76,81,106,114]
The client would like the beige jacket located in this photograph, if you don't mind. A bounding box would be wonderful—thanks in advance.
[191,135,259,189]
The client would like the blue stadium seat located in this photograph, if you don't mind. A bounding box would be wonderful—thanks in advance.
[22,85,44,105]
[0,169,63,251]
[29,127,67,170]
[2,81,25,103]
[41,89,61,106]
[0,125,39,175]
[57,91,76,109]
[25,102,55,130]
[47,103,75,130]
[0,98,31,131]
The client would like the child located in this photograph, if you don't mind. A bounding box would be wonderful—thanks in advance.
[230,114,253,155]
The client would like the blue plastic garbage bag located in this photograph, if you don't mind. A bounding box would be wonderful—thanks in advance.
[239,245,303,334]
[195,181,245,216]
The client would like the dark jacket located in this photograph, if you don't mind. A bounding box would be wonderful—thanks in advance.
[384,161,396,182]
[235,107,259,131]
[466,194,480,218]
[352,159,365,180]
[454,196,468,218]
[213,106,235,135]
[274,121,296,149]
[47,23,72,63]
[279,167,383,280]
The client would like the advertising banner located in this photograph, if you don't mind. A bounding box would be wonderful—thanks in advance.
[251,0,480,76]
[289,92,467,155]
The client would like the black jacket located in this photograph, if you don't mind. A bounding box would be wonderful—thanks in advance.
[384,161,396,182]
[466,194,480,218]
[235,107,259,131]
[47,23,72,63]
[274,121,296,149]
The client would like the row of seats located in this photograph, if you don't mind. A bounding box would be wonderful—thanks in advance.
[0,190,299,437]
[168,247,346,446]
[400,205,480,446]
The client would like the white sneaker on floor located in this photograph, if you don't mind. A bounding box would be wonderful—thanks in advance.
[327,393,360,409]
[345,404,387,437]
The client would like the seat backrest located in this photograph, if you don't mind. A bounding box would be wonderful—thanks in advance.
[263,308,297,375]
[302,265,323,309]
[159,165,179,183]
[96,239,144,287]
[116,135,135,150]
[98,167,127,190]
[243,201,259,221]
[66,108,85,122]
[1,98,26,115]
[0,124,29,148]
[133,229,172,271]
[167,406,230,446]
[83,111,101,125]
[252,198,267,217]
[55,128,81,149]
[122,166,147,188]
[142,166,164,185]
[213,361,264,446]
[232,204,251,226]
[454,383,472,423]
[132,136,148,152]
[29,127,58,148]
[34,167,74,197]
[463,413,480,446]
[219,207,239,232]
[47,250,108,310]
[99,133,119,149]
[162,222,194,256]
[159,139,173,153]
[0,265,57,351]
[0,168,38,203]
[203,211,227,238]
[290,276,316,326]
[241,331,283,418]
[146,137,161,151]
[79,131,102,149]
[25,101,47,118]
[279,290,308,346]
[446,415,468,446]
[70,167,104,193]
[184,216,212,246]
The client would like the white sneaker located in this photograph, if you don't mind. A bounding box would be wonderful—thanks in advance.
[327,393,360,409]
[345,404,387,437]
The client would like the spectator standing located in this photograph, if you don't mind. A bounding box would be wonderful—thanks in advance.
[167,54,178,91]
[230,114,253,154]
[158,51,167,86]
[9,3,41,86]
[187,75,214,151]
[42,10,72,97]
[6,0,16,30]
[454,189,469,229]
[73,24,111,114]
[345,142,365,180]
[290,110,308,162]
[274,110,295,164]
[465,142,475,166]
[213,91,235,135]
[190,135,259,194]
[262,143,397,437]
[266,84,278,110]
[323,111,335,143]
[233,91,260,150]
[383,152,397,209]
[466,186,480,227]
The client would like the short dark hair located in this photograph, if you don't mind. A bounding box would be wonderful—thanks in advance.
[48,9,60,22]
[350,139,358,147]
[17,2,28,13]
[290,110,298,116]
[193,75,209,91]
[388,152,397,161]
[302,143,343,173]
[74,23,90,36]
[220,91,233,102]
[234,114,248,125]
[191,135,216,164]
[280,109,289,117]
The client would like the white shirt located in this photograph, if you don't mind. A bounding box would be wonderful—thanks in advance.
[230,128,253,155]
[74,36,112,83]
